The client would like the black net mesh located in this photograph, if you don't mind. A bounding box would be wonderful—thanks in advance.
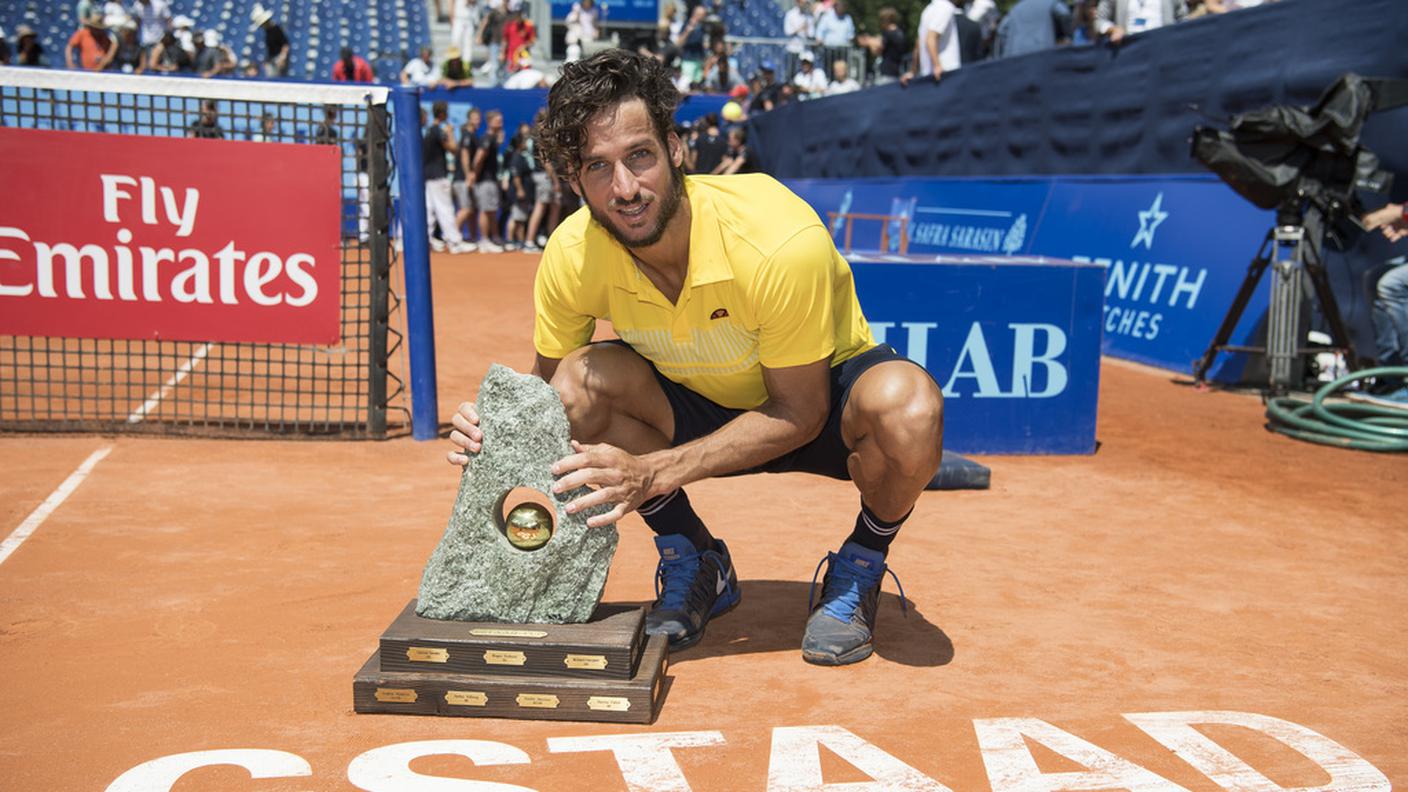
[0,78,406,438]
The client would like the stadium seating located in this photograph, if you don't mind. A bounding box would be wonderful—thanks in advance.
[718,0,786,82]
[1,0,429,82]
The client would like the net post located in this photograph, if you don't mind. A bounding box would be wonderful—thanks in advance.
[366,100,391,437]
[390,86,440,441]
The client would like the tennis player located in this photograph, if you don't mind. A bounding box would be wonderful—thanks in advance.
[448,49,944,665]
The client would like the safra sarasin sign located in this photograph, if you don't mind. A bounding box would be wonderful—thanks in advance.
[0,128,342,344]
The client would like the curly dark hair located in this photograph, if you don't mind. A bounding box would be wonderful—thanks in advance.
[534,48,680,180]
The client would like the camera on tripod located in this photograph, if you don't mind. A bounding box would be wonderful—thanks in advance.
[1189,73,1408,392]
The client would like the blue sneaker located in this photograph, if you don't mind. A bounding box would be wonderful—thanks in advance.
[646,535,741,650]
[802,542,906,666]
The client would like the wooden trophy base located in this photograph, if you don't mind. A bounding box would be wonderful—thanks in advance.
[354,600,668,723]
[354,633,668,724]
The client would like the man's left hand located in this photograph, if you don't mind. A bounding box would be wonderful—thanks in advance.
[551,440,660,528]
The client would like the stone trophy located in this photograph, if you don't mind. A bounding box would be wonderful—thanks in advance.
[353,365,668,723]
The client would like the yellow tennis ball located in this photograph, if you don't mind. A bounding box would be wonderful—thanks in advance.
[722,101,743,122]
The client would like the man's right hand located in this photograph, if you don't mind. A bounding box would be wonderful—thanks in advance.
[447,401,483,465]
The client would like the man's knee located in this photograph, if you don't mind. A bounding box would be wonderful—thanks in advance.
[848,363,944,469]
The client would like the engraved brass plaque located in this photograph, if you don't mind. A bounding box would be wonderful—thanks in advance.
[407,646,449,663]
[470,628,548,639]
[375,688,418,703]
[564,654,608,670]
[516,693,560,709]
[445,690,488,707]
[484,650,527,666]
[586,696,631,712]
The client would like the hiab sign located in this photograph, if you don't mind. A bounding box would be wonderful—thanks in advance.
[0,128,343,345]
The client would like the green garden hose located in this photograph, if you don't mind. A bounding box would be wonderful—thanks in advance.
[1264,367,1408,451]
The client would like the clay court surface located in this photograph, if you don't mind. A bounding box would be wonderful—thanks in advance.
[2,251,1404,791]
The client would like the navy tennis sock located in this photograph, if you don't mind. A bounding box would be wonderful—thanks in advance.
[846,501,912,556]
[638,488,715,552]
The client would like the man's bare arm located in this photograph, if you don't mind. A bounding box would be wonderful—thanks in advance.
[553,358,831,526]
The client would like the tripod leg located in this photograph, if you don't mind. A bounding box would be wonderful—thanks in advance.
[1194,229,1274,384]
[1303,244,1364,372]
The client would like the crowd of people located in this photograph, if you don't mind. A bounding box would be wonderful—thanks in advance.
[0,1,304,78]
[422,101,568,254]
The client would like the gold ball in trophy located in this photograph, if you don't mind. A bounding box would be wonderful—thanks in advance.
[504,502,554,550]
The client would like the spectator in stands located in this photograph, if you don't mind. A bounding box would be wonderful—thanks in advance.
[995,0,1073,58]
[171,15,196,56]
[67,13,116,71]
[454,107,482,243]
[1071,0,1099,43]
[147,30,189,72]
[506,129,535,250]
[252,112,279,142]
[701,38,741,93]
[791,51,828,97]
[861,7,907,85]
[450,0,482,67]
[502,1,537,74]
[197,30,236,77]
[0,27,10,65]
[749,61,785,113]
[313,104,340,145]
[441,47,474,87]
[423,102,477,254]
[13,25,45,66]
[504,51,549,88]
[131,0,171,54]
[966,0,1000,44]
[826,59,860,94]
[675,5,709,86]
[187,99,224,139]
[402,46,437,86]
[566,0,604,57]
[784,0,814,59]
[952,0,984,63]
[714,126,753,174]
[477,0,507,85]
[1097,0,1188,44]
[815,0,856,68]
[686,113,727,174]
[902,0,959,84]
[525,107,560,249]
[251,5,289,76]
[473,109,507,253]
[111,19,146,73]
[333,47,374,82]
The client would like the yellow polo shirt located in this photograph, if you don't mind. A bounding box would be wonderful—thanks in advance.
[533,173,876,410]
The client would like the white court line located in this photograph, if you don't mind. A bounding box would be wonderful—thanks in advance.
[0,445,113,567]
[126,343,212,424]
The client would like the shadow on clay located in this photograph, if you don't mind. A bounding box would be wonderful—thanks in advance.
[620,579,955,668]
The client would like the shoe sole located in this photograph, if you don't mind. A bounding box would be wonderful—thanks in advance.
[664,592,741,652]
[801,640,874,666]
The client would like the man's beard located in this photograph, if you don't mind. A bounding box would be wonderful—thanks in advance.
[587,166,685,250]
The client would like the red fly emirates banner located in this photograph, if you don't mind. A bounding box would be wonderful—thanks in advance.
[0,127,342,344]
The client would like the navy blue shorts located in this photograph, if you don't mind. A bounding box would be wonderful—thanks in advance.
[607,342,925,481]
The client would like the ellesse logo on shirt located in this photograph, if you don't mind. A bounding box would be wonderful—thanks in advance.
[710,308,729,320]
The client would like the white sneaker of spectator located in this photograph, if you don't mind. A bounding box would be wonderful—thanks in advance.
[450,241,479,254]
[478,240,505,253]
[429,238,447,252]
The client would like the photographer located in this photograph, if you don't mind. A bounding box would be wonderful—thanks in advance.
[1357,202,1408,407]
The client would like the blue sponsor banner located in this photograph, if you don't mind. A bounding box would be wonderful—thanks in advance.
[787,175,1274,381]
[550,0,659,23]
[849,255,1104,455]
